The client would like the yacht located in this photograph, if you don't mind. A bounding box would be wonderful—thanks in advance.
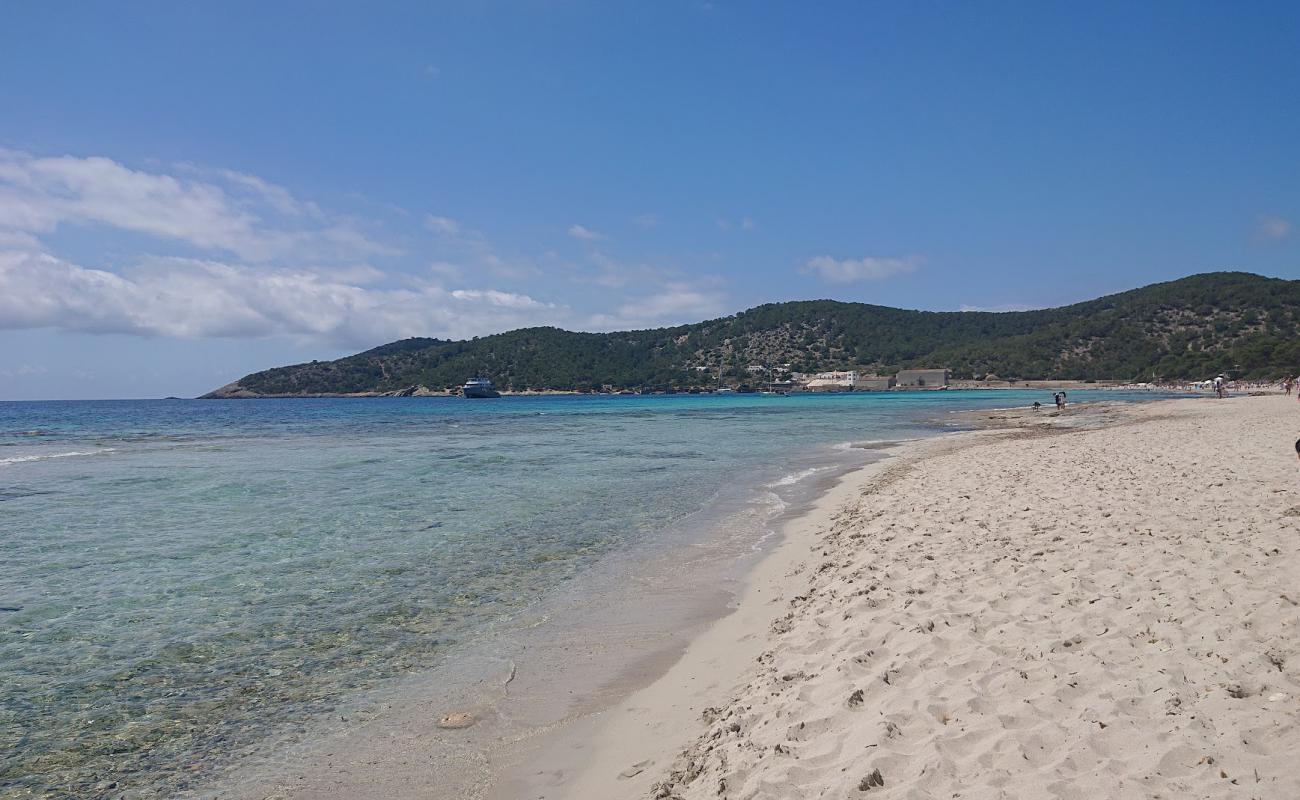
[461,377,501,398]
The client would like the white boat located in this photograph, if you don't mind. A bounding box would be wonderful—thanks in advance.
[461,377,501,398]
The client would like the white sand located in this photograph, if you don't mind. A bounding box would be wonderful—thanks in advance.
[542,395,1300,799]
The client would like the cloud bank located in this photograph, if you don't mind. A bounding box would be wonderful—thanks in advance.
[0,250,558,344]
[0,149,735,347]
[0,149,391,262]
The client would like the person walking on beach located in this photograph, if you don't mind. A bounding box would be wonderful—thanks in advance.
[1053,392,1064,410]
[1214,375,1226,399]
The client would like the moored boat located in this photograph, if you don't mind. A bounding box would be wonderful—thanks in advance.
[461,377,501,398]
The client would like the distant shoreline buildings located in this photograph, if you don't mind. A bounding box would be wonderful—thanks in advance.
[790,368,949,392]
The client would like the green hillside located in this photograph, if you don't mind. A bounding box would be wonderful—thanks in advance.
[204,272,1300,396]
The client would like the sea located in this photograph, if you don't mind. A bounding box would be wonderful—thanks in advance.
[0,389,1172,798]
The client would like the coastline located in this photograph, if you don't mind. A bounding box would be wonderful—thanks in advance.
[492,429,1010,799]
[11,390,1169,798]
[543,394,1299,798]
[494,406,1123,798]
[190,418,900,800]
[185,392,1300,799]
[195,382,1178,399]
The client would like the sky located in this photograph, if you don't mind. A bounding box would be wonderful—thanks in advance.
[1,1,1298,399]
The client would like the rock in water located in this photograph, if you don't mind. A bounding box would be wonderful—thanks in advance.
[437,711,475,729]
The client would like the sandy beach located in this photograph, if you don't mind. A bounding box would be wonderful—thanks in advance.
[510,394,1300,799]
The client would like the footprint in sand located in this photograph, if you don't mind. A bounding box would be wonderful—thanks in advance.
[618,760,651,779]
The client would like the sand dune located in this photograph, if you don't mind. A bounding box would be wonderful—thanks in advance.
[569,396,1300,799]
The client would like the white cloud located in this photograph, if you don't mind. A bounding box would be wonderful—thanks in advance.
[632,213,660,229]
[585,249,644,288]
[428,261,465,281]
[740,216,757,231]
[208,168,324,219]
[448,288,549,309]
[799,254,920,283]
[423,213,541,280]
[1257,215,1292,241]
[568,223,604,241]
[0,249,560,346]
[0,230,41,249]
[0,149,391,262]
[585,281,727,330]
[0,148,744,357]
[424,214,461,236]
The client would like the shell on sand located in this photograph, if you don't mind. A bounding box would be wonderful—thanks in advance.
[436,711,475,729]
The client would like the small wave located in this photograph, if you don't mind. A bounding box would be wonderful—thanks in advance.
[834,439,906,451]
[949,405,1029,413]
[768,466,825,487]
[761,489,788,515]
[0,448,115,466]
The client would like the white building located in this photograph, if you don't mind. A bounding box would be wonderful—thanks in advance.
[806,371,858,391]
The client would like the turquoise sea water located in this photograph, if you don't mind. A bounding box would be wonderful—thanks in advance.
[0,390,1170,798]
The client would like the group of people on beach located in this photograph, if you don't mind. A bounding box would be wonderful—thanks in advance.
[1031,391,1067,412]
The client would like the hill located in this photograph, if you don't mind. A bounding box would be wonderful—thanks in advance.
[203,272,1300,396]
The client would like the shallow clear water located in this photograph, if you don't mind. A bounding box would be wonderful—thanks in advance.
[0,390,1169,798]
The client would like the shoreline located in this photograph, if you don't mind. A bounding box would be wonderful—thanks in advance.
[553,394,1299,798]
[493,428,1015,799]
[194,382,1195,400]
[494,404,1134,797]
[191,424,898,799]
[188,392,1299,799]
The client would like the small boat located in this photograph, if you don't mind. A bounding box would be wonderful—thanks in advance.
[461,377,501,398]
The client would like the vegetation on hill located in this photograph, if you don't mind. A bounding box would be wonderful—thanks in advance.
[205,272,1300,396]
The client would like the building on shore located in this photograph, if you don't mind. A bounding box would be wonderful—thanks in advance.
[896,368,950,388]
[805,370,858,391]
[854,375,896,391]
[791,369,947,391]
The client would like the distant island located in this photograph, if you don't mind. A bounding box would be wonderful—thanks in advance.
[203,272,1300,398]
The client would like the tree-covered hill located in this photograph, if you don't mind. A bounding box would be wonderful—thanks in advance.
[203,272,1300,396]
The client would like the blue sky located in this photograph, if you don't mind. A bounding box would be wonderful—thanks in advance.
[1,1,1297,399]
